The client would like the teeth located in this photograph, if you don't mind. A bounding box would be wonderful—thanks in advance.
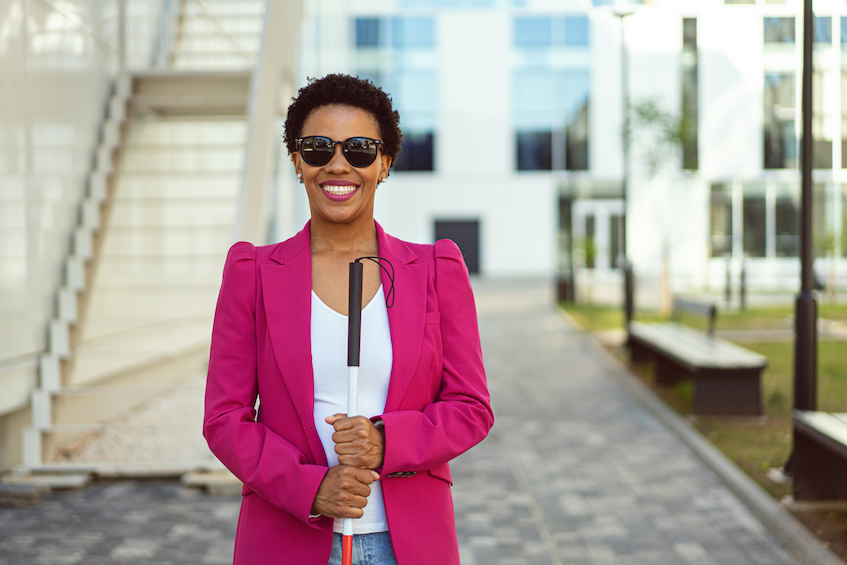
[322,185,357,195]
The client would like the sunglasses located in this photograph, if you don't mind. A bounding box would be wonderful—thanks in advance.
[296,135,384,168]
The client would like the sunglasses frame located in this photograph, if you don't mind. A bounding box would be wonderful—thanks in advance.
[295,135,384,168]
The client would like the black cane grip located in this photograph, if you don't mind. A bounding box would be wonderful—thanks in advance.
[347,261,364,367]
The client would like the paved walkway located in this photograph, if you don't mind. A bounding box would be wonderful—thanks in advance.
[0,279,813,564]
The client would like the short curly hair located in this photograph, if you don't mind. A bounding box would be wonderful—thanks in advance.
[283,74,402,166]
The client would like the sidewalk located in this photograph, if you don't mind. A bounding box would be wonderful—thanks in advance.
[0,278,839,564]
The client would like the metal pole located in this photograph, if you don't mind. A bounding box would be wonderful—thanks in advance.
[615,9,634,327]
[794,0,817,413]
[618,11,630,262]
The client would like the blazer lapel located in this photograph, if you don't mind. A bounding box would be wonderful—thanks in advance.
[377,223,428,412]
[260,223,327,465]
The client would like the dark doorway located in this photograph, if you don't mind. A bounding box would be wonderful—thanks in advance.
[434,220,480,274]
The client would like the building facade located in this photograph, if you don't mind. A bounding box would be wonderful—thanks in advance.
[294,0,847,301]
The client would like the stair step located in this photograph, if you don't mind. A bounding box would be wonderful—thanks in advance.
[99,226,233,255]
[181,17,264,34]
[107,200,237,226]
[129,71,251,116]
[125,120,246,145]
[68,323,211,387]
[170,54,258,71]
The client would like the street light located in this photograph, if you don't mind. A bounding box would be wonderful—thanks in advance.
[614,7,635,327]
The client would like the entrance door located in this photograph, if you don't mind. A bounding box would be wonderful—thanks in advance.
[571,200,625,271]
[434,220,480,274]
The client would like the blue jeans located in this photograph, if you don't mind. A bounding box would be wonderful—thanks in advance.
[328,532,398,565]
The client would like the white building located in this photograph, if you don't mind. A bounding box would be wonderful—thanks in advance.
[294,0,847,303]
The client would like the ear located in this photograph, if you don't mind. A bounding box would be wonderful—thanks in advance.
[291,152,302,176]
[379,153,392,175]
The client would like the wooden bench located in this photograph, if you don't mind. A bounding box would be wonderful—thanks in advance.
[627,297,767,416]
[792,410,847,500]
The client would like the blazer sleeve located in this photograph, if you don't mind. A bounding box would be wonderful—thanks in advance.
[379,238,494,475]
[203,242,327,524]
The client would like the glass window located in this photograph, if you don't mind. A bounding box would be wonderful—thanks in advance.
[562,16,589,47]
[764,17,795,44]
[592,0,615,5]
[743,195,766,258]
[394,69,437,131]
[764,73,796,169]
[584,215,596,269]
[710,183,732,257]
[812,183,830,257]
[683,18,697,49]
[841,71,847,169]
[392,17,435,48]
[682,18,698,170]
[356,18,380,47]
[515,17,552,47]
[516,131,552,171]
[842,17,847,47]
[775,195,799,257]
[842,185,847,257]
[394,132,434,171]
[813,70,833,169]
[560,70,589,170]
[815,17,832,44]
[514,69,553,130]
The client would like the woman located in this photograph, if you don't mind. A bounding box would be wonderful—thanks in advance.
[204,74,493,565]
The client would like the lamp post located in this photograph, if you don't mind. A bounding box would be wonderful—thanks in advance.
[614,8,635,328]
[795,0,818,411]
[786,0,818,489]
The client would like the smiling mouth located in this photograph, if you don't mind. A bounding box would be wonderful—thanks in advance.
[321,185,357,195]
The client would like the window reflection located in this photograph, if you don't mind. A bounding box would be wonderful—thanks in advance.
[763,73,796,169]
[709,183,732,257]
[814,17,832,44]
[513,17,590,172]
[355,18,379,47]
[562,17,589,47]
[515,18,551,47]
[775,195,799,257]
[354,17,437,172]
[763,17,794,44]
[743,194,766,258]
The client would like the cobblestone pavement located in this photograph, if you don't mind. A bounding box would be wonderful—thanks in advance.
[0,279,801,564]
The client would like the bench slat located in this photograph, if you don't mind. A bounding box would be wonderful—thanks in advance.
[795,411,847,449]
[629,322,767,370]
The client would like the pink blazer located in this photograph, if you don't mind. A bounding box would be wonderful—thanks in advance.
[204,221,493,565]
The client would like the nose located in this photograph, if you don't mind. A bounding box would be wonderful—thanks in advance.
[325,142,350,173]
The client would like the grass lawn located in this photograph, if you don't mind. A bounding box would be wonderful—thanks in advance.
[561,301,847,560]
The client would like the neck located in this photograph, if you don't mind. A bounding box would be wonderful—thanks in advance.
[309,216,378,255]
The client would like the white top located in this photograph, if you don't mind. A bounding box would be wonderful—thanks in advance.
[311,286,393,534]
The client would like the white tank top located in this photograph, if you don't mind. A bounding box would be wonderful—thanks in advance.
[311,286,393,534]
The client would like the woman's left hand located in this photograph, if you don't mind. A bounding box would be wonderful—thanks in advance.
[326,414,385,470]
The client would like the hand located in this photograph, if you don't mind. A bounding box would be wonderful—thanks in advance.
[326,414,385,470]
[311,465,380,519]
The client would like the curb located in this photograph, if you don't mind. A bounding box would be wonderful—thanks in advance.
[560,310,846,565]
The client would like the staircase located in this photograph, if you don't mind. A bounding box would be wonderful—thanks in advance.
[23,0,268,475]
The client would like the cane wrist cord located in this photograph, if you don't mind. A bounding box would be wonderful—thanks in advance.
[355,256,395,308]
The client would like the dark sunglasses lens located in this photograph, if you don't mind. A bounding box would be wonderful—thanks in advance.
[344,138,378,167]
[300,136,333,166]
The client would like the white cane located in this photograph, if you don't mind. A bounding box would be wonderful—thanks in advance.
[342,260,364,565]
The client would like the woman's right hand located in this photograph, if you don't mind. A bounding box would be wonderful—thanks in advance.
[311,466,380,519]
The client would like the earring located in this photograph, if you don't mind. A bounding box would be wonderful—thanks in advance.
[297,173,303,184]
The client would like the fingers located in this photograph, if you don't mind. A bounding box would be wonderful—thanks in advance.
[311,465,378,519]
[325,413,345,425]
[327,414,369,431]
[331,417,384,469]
